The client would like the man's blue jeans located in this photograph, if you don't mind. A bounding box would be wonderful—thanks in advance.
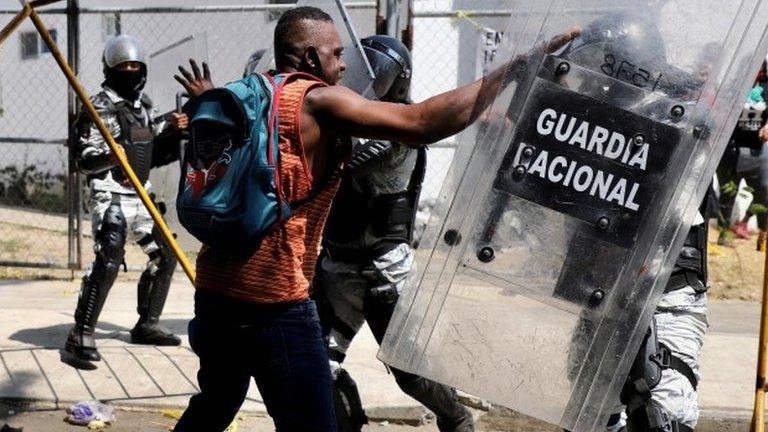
[174,290,337,432]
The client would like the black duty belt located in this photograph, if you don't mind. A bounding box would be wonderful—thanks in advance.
[323,242,399,264]
[665,270,707,294]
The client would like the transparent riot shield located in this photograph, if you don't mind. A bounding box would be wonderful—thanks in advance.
[147,33,208,115]
[147,34,208,254]
[378,1,768,431]
[254,0,375,96]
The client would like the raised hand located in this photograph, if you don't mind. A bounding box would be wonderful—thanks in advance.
[543,26,582,54]
[174,59,214,98]
[759,124,768,143]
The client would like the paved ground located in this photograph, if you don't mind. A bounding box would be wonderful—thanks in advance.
[0,276,434,429]
[0,277,765,430]
[0,401,443,432]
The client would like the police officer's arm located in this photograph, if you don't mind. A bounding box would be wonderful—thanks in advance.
[308,27,580,146]
[151,127,181,168]
[150,113,188,168]
[76,96,124,174]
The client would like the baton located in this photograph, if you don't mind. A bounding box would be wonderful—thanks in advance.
[176,91,189,170]
[751,212,768,432]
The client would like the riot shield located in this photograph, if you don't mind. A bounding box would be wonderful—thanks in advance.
[147,33,208,115]
[378,1,768,431]
[253,0,376,97]
[147,34,208,254]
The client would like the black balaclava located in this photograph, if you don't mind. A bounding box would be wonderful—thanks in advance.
[104,63,147,102]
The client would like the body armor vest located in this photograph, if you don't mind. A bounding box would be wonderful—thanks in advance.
[99,92,155,185]
[667,189,712,293]
[324,141,426,260]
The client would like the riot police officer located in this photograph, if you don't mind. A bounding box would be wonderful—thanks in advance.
[558,14,710,432]
[312,35,474,432]
[65,35,188,364]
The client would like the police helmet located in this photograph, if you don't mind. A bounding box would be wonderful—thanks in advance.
[102,35,147,69]
[361,35,412,103]
[561,12,667,82]
[556,12,705,98]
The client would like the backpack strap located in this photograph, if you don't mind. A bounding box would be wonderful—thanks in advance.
[262,73,286,222]
[261,72,328,218]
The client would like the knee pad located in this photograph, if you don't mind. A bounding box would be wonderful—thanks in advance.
[622,322,697,432]
[149,246,177,278]
[140,230,177,281]
[96,202,127,265]
[621,323,663,406]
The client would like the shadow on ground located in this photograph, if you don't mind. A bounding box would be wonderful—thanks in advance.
[8,319,189,350]
[0,370,40,402]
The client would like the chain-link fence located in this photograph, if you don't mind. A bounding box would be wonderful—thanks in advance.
[0,0,514,272]
[0,9,71,270]
[0,1,376,272]
[410,0,512,204]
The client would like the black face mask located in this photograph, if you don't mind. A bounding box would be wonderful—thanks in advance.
[104,66,146,101]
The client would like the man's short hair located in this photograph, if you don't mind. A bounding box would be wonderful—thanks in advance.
[274,6,334,67]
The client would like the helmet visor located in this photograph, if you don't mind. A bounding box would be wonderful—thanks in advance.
[362,39,411,101]
[364,47,401,100]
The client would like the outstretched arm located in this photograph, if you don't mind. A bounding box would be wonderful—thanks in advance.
[173,26,579,146]
[306,83,482,145]
[308,27,580,146]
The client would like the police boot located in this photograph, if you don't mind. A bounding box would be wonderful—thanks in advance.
[66,202,126,362]
[66,274,112,362]
[394,371,474,432]
[130,318,181,346]
[130,245,180,346]
[606,413,627,432]
[333,368,368,432]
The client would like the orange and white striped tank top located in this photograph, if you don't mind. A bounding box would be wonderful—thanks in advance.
[195,76,341,303]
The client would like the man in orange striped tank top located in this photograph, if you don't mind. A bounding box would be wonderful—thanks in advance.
[173,7,580,431]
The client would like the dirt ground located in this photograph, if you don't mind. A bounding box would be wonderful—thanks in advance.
[0,214,766,302]
[707,224,766,301]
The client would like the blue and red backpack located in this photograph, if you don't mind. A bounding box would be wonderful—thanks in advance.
[176,73,308,250]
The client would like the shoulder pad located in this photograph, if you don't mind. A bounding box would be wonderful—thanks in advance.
[140,93,154,109]
[90,91,117,114]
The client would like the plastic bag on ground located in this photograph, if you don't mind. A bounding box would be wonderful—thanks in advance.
[64,401,115,426]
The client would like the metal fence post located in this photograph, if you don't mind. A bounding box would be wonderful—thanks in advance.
[66,0,81,272]
[375,0,385,34]
[401,0,412,49]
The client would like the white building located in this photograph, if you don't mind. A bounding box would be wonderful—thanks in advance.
[0,0,510,203]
